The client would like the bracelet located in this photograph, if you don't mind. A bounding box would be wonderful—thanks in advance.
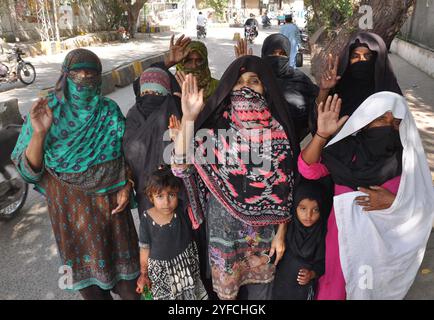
[171,149,187,165]
[128,178,135,189]
[261,253,271,264]
[315,132,329,140]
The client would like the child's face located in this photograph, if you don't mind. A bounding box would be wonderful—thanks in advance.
[151,188,178,215]
[296,199,320,227]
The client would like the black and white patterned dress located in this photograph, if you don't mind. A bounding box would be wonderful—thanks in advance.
[139,207,208,300]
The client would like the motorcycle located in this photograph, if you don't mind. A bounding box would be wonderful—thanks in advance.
[244,25,258,44]
[0,124,28,220]
[0,47,36,85]
[296,30,309,68]
[197,25,206,39]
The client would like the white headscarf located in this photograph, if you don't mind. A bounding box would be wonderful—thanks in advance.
[326,91,434,300]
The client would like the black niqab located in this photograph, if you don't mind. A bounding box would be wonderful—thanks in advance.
[124,68,182,214]
[322,126,403,190]
[261,34,319,142]
[334,32,402,117]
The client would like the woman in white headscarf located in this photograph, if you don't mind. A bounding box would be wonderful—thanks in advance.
[299,91,434,299]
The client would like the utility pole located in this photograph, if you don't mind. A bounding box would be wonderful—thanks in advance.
[36,0,55,42]
[52,0,60,42]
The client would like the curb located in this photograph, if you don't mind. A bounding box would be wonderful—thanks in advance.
[107,53,165,93]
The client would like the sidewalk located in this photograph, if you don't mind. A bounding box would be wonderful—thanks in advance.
[0,32,175,114]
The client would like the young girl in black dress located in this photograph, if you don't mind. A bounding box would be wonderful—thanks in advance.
[273,179,327,300]
[136,167,208,300]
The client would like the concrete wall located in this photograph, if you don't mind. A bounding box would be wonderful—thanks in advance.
[391,38,434,78]
[390,0,434,78]
[0,2,112,42]
[400,0,434,51]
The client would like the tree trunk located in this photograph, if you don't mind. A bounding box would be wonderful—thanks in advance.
[310,0,415,82]
[119,0,146,38]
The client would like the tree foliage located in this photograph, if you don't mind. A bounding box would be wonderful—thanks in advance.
[304,0,356,34]
[310,0,416,81]
[200,0,229,21]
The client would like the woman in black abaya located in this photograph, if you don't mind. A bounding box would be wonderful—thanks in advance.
[261,34,319,142]
[312,31,402,131]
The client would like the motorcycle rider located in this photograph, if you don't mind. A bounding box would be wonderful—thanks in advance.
[262,11,271,28]
[244,13,259,41]
[197,11,207,37]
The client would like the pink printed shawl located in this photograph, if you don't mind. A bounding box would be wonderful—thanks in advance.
[193,88,294,226]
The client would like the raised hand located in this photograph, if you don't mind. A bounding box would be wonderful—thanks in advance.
[234,38,253,58]
[30,98,53,135]
[168,114,181,141]
[317,94,348,138]
[320,54,341,90]
[175,70,187,91]
[165,34,191,68]
[181,73,204,122]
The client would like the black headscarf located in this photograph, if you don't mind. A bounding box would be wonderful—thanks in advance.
[322,126,403,190]
[261,34,319,142]
[192,56,300,226]
[196,55,300,163]
[334,32,402,117]
[286,179,326,262]
[124,67,182,213]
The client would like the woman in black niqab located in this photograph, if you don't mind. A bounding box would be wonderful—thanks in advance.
[261,34,319,142]
[334,32,402,117]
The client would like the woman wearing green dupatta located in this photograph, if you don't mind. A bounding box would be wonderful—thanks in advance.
[175,40,219,102]
[11,49,140,300]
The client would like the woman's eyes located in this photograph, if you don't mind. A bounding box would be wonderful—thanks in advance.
[351,53,372,60]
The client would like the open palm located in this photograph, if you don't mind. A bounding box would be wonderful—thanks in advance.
[320,54,341,90]
[30,98,53,134]
[317,94,348,138]
[168,34,191,65]
[181,74,204,121]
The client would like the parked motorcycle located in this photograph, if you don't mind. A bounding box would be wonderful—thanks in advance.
[197,25,207,39]
[296,30,309,68]
[244,25,258,44]
[0,124,28,220]
[0,47,36,85]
